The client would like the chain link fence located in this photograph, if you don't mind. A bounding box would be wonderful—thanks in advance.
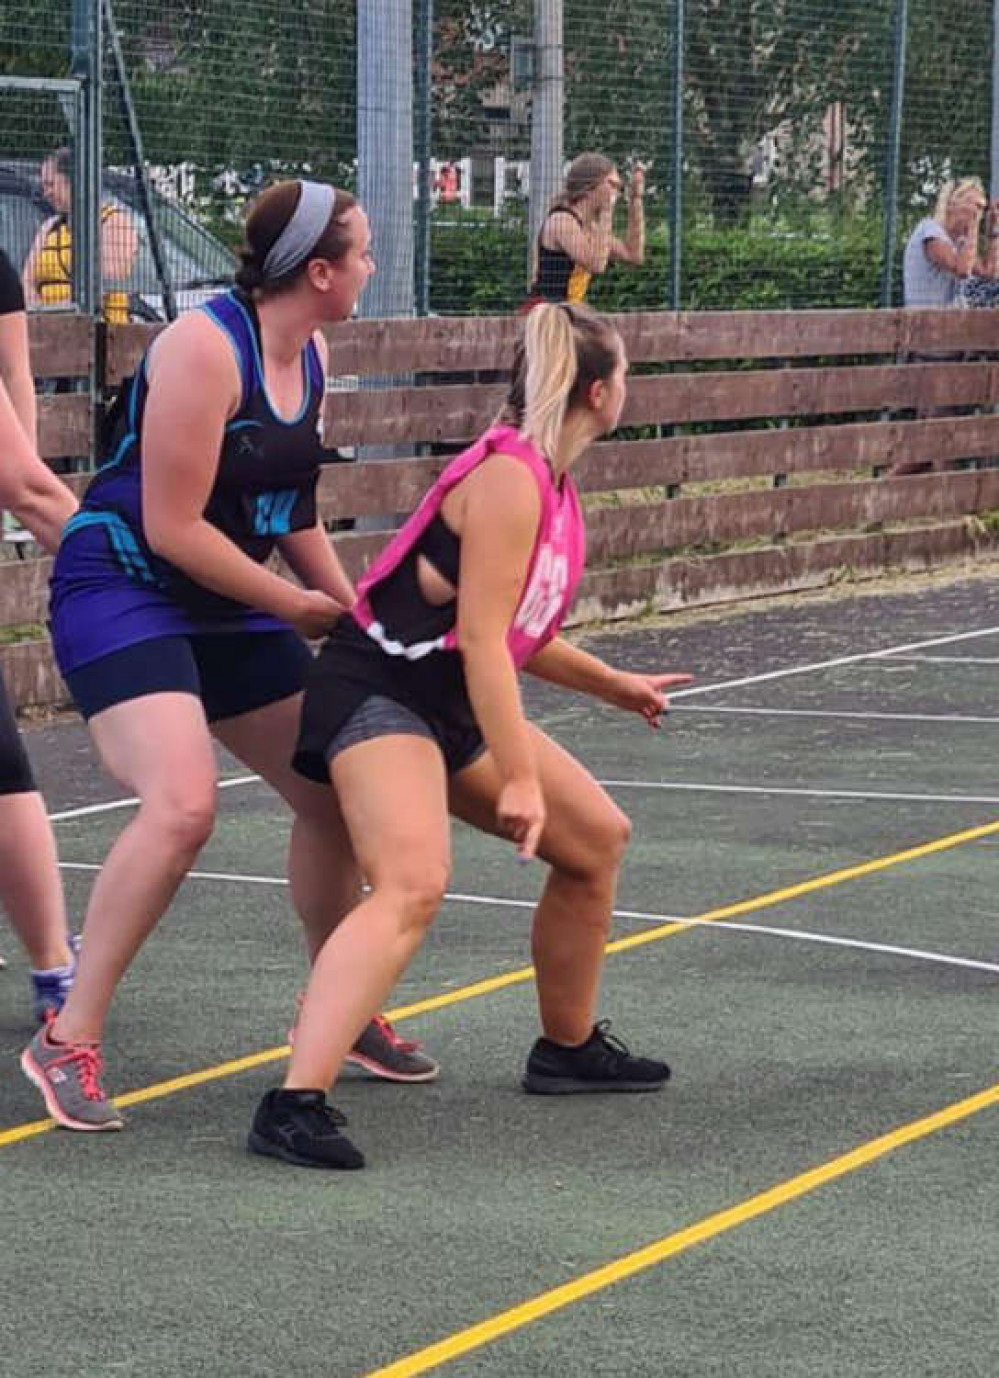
[0,0,994,318]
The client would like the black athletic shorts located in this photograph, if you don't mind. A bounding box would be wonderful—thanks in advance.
[294,616,485,781]
[64,630,314,723]
[0,667,36,795]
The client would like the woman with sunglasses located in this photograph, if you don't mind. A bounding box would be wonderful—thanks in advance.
[526,153,645,308]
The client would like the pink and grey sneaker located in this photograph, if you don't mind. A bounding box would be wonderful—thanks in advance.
[20,1013,123,1131]
[288,1003,440,1083]
[344,1015,440,1083]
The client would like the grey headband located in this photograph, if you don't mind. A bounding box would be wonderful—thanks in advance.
[262,181,337,282]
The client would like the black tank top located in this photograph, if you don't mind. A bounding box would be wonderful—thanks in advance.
[529,210,592,303]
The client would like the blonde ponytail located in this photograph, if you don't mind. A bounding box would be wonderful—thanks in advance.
[519,304,577,463]
[502,303,624,465]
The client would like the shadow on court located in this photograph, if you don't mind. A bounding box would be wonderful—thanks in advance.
[2,569,998,1377]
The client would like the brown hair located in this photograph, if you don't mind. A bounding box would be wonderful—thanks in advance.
[549,152,616,216]
[235,180,358,293]
[505,303,622,464]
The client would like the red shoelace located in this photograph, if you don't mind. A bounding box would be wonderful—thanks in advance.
[45,1039,107,1101]
[370,1014,422,1053]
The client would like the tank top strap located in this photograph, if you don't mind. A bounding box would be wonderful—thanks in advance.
[304,335,325,396]
[199,290,257,412]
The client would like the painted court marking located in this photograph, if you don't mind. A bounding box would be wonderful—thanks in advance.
[598,780,999,807]
[54,863,999,977]
[364,1079,999,1378]
[47,774,258,824]
[5,815,998,1151]
[667,623,999,701]
[880,655,999,666]
[672,705,999,726]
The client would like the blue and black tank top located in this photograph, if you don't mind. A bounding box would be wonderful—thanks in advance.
[50,289,326,673]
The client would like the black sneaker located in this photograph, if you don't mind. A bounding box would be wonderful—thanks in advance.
[247,1089,364,1169]
[522,1020,671,1095]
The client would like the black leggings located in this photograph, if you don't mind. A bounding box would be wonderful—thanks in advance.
[0,669,36,796]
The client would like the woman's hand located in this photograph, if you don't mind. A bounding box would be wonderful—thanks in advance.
[603,670,694,729]
[497,776,546,862]
[288,589,344,639]
[629,165,645,200]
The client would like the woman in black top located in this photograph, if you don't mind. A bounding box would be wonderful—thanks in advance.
[527,152,645,306]
[0,246,81,1020]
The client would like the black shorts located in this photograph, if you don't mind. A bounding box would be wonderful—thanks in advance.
[64,630,314,723]
[0,668,36,795]
[294,617,485,781]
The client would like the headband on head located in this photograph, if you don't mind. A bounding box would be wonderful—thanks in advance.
[262,181,337,282]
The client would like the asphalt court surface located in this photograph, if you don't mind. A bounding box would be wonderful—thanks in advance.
[2,570,998,1377]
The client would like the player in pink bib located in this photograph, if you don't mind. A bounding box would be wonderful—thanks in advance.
[250,303,693,1170]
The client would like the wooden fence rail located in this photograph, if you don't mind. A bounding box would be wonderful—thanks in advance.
[5,306,999,709]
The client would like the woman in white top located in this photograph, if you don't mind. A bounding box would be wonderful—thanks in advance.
[902,178,999,307]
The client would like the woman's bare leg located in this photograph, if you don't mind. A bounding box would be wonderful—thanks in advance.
[283,734,450,1092]
[211,692,361,961]
[449,725,630,1046]
[0,792,72,969]
[53,693,217,1045]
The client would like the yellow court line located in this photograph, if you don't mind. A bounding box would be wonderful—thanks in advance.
[364,1079,999,1378]
[2,815,997,1152]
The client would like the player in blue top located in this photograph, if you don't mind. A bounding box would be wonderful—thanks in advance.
[21,180,437,1132]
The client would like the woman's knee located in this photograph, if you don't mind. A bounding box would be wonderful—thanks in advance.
[143,786,217,859]
[553,802,632,880]
[376,860,450,935]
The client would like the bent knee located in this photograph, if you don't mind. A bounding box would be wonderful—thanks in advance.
[144,792,216,858]
[378,863,450,933]
[590,804,632,869]
[556,804,631,881]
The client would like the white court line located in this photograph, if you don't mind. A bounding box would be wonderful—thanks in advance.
[878,655,999,666]
[598,780,999,806]
[669,623,999,700]
[56,862,999,978]
[47,774,259,823]
[672,705,999,725]
[43,623,999,829]
[613,906,999,977]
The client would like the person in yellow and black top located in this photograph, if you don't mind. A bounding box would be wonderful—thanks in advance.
[23,148,138,323]
[526,152,645,309]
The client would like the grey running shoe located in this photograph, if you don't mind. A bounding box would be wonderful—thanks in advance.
[288,1002,440,1083]
[20,1017,123,1131]
[344,1015,440,1082]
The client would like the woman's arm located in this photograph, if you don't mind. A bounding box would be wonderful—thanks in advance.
[609,166,645,266]
[525,635,692,727]
[0,382,76,553]
[0,309,37,443]
[21,221,53,309]
[100,205,138,287]
[277,524,355,608]
[141,316,338,638]
[274,328,355,608]
[524,636,621,696]
[453,455,540,782]
[452,455,546,855]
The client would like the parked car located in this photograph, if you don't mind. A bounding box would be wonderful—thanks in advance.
[0,158,236,320]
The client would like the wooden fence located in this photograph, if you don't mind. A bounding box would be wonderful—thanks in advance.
[6,306,999,709]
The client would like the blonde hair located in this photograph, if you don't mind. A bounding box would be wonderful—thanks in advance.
[933,177,985,226]
[506,303,622,466]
